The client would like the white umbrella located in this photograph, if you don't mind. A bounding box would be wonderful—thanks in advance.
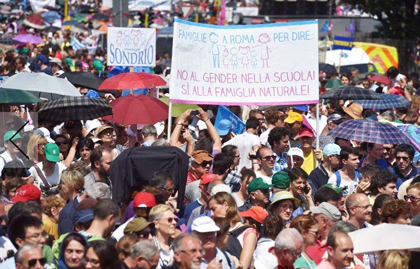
[0,73,81,100]
[348,223,420,254]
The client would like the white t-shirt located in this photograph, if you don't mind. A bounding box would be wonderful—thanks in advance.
[255,170,273,184]
[0,151,23,175]
[223,131,260,169]
[0,236,16,262]
[112,217,133,241]
[29,162,67,189]
[327,171,359,196]
[259,128,273,147]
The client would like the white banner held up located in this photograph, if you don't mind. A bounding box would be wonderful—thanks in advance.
[107,27,156,67]
[169,19,319,105]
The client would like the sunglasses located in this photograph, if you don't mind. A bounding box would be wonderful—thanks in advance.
[383,147,394,152]
[404,195,420,202]
[396,156,410,161]
[28,258,47,267]
[200,161,212,167]
[56,141,69,146]
[262,155,275,161]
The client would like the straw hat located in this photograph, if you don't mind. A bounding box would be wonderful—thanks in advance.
[343,103,363,120]
[268,191,301,211]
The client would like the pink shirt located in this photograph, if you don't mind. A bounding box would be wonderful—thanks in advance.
[314,260,335,269]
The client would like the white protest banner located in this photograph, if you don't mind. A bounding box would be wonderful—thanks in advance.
[169,19,319,105]
[107,27,156,67]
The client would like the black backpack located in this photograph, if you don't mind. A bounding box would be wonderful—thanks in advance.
[225,225,251,259]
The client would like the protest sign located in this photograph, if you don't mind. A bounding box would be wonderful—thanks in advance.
[169,19,319,106]
[107,27,156,67]
[332,36,354,50]
[214,105,246,134]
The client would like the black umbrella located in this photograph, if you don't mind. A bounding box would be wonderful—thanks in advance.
[319,63,338,76]
[92,13,108,21]
[38,96,112,121]
[44,26,60,32]
[109,146,189,206]
[59,72,104,90]
[320,85,381,100]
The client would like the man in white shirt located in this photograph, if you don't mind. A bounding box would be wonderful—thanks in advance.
[254,146,275,184]
[305,103,328,136]
[223,118,261,169]
[0,130,23,174]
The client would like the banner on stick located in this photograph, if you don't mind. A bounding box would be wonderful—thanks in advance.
[107,27,156,67]
[332,36,354,50]
[169,19,319,105]
[214,105,245,134]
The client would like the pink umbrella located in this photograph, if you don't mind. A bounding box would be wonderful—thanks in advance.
[13,34,44,44]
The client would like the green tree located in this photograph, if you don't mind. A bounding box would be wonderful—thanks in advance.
[352,0,419,39]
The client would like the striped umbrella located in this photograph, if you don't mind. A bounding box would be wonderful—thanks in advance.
[328,119,410,144]
[38,96,112,121]
[354,94,410,109]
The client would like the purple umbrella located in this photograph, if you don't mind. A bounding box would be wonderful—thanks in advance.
[12,34,44,44]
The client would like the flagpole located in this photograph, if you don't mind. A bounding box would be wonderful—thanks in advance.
[167,102,173,142]
[316,103,320,166]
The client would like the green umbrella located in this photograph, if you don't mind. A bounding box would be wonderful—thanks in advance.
[0,88,43,104]
[159,97,199,117]
[74,16,86,22]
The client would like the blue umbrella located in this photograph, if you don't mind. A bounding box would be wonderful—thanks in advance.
[63,20,82,26]
[354,94,411,109]
[328,119,410,144]
[41,11,61,24]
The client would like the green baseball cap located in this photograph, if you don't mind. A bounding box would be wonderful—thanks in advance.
[272,171,290,190]
[323,183,344,194]
[44,143,60,162]
[3,130,22,143]
[248,177,272,193]
[93,60,103,71]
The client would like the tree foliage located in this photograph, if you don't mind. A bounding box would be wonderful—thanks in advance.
[351,0,418,39]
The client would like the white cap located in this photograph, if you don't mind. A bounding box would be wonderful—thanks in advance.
[85,119,102,134]
[191,216,220,233]
[287,147,304,159]
[210,184,232,197]
[33,127,54,143]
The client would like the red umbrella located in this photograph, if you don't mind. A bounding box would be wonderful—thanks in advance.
[98,73,167,90]
[102,94,168,125]
[369,75,390,85]
[23,14,45,30]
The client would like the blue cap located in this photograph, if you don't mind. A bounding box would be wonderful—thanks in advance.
[216,119,232,136]
[86,90,99,98]
[73,209,94,225]
[323,143,341,156]
[293,105,308,112]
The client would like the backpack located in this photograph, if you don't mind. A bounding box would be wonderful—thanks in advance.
[334,170,361,188]
[226,225,251,259]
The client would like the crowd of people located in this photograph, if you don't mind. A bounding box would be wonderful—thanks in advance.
[0,1,419,269]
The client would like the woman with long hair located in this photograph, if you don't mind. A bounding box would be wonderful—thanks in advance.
[208,192,256,269]
[27,133,47,165]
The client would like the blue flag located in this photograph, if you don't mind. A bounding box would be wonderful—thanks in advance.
[320,20,329,33]
[332,36,354,50]
[214,105,245,135]
[347,20,355,35]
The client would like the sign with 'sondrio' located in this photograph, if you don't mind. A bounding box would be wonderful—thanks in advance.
[107,27,156,67]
